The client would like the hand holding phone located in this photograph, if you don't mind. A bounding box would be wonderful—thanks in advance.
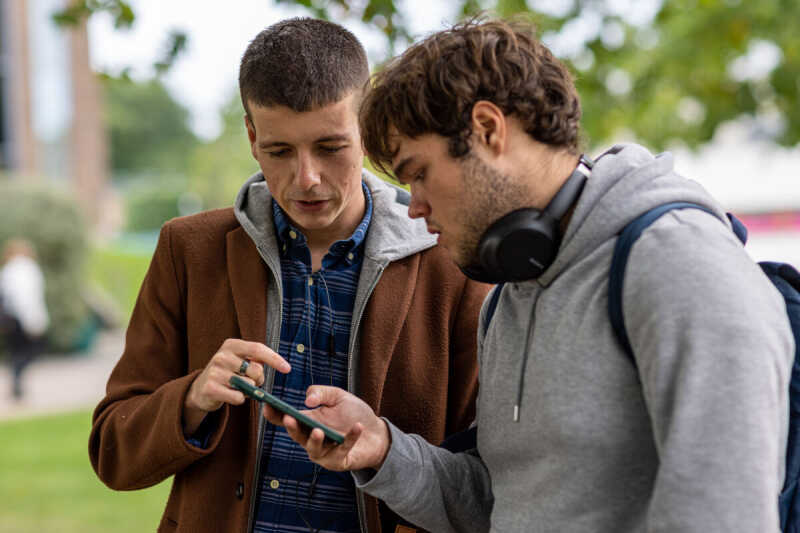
[229,375,345,445]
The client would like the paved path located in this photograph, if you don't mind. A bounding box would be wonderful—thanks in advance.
[0,329,125,420]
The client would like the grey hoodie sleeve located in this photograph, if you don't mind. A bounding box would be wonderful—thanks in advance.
[623,208,793,532]
[353,420,493,533]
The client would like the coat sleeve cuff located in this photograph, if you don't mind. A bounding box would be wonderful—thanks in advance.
[174,369,230,455]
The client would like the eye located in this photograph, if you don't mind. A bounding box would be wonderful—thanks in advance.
[413,168,426,182]
[319,145,346,154]
[267,148,290,158]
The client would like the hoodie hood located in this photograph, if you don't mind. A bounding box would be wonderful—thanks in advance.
[233,169,436,268]
[537,143,729,287]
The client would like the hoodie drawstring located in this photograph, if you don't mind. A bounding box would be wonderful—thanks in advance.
[514,306,537,422]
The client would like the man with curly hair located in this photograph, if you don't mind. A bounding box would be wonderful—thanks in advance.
[271,18,794,533]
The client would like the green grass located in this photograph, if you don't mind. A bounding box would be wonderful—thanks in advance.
[0,410,170,533]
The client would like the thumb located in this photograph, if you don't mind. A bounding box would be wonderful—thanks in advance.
[306,385,343,408]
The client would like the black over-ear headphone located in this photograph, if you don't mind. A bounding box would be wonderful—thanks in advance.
[460,155,593,284]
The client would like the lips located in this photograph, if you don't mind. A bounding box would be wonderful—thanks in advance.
[293,199,330,213]
[424,219,440,234]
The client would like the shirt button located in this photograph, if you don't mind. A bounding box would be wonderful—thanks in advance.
[297,344,305,353]
[308,277,313,286]
[347,252,354,261]
[289,230,297,239]
[270,479,280,490]
[236,482,244,499]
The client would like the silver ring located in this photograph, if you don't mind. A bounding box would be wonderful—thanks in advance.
[237,359,250,376]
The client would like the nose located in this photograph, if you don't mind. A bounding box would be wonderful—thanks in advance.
[295,150,321,190]
[407,188,430,220]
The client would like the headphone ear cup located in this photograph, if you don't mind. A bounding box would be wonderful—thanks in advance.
[478,210,558,281]
[464,156,591,283]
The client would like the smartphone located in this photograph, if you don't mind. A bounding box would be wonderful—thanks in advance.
[229,375,345,445]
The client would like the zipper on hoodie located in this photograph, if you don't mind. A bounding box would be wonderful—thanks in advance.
[246,253,283,533]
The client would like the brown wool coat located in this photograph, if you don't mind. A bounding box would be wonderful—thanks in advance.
[88,207,490,533]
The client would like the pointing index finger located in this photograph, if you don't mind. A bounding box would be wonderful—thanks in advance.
[223,339,290,373]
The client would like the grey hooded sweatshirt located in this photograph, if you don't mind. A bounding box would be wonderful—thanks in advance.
[355,144,794,532]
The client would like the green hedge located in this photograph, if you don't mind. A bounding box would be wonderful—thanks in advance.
[124,183,183,232]
[87,244,153,319]
[121,175,202,233]
[0,180,92,352]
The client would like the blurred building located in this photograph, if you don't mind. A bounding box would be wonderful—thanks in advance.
[673,124,800,268]
[0,0,109,225]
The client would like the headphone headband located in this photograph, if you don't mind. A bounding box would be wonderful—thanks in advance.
[546,155,592,221]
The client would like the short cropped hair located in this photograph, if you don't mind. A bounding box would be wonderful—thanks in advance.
[239,18,369,117]
[360,18,582,174]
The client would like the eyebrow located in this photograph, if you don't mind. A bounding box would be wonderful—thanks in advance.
[257,134,351,150]
[316,134,351,144]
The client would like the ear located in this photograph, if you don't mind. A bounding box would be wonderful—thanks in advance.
[471,101,507,157]
[244,114,258,159]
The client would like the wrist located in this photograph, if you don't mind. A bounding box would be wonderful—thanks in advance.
[374,417,392,469]
[182,403,208,435]
[183,385,209,435]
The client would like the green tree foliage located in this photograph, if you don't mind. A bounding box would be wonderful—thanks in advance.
[549,0,800,150]
[274,0,411,53]
[270,0,800,150]
[0,181,92,352]
[187,94,259,209]
[59,0,800,152]
[104,76,199,176]
[52,0,134,29]
[53,1,187,74]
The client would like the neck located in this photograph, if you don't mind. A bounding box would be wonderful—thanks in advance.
[303,189,366,272]
[510,145,579,211]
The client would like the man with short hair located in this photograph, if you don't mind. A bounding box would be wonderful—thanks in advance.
[89,18,489,533]
[273,19,794,533]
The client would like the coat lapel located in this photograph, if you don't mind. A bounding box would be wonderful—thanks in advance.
[358,255,418,412]
[226,227,268,343]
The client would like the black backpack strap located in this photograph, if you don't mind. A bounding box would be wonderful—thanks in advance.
[608,202,717,363]
[483,283,505,338]
[440,426,478,453]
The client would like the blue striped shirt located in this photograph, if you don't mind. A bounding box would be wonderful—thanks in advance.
[253,183,372,533]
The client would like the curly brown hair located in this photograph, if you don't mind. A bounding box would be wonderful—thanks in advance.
[360,18,581,174]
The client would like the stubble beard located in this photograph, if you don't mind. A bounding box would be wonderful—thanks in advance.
[454,153,530,269]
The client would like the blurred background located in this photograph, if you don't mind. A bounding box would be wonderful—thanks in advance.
[1,0,798,531]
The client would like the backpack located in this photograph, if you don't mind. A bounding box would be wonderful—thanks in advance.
[608,201,800,532]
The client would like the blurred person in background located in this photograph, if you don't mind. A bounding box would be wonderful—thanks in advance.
[0,238,49,400]
[271,18,794,533]
[88,17,489,533]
